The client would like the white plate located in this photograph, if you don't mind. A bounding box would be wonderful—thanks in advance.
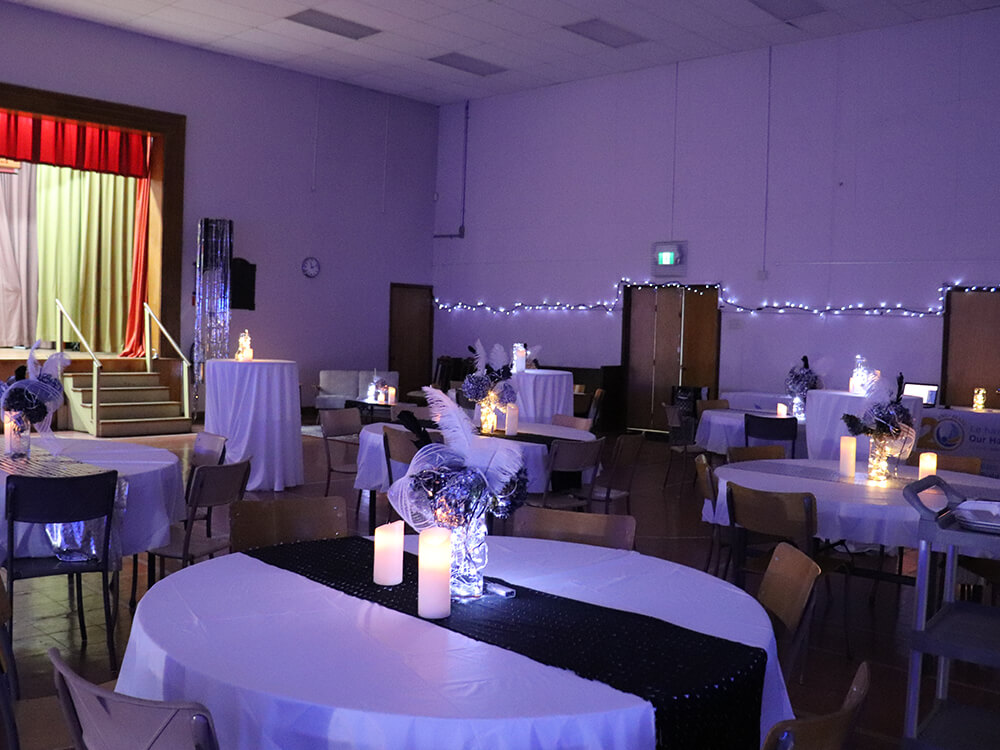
[953,499,1000,534]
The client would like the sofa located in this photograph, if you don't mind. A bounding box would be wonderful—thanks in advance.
[315,370,400,409]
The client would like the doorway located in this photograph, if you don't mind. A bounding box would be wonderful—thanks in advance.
[622,284,720,431]
[389,283,434,397]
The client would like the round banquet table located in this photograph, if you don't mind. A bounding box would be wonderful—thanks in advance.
[0,437,184,557]
[511,369,573,424]
[205,359,304,492]
[116,537,792,750]
[354,422,594,494]
[710,458,1000,551]
[696,408,808,457]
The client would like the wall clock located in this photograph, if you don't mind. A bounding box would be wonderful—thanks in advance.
[301,256,320,278]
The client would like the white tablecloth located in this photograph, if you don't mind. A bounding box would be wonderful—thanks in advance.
[511,369,573,424]
[720,391,793,412]
[354,422,594,494]
[117,537,792,749]
[696,409,808,457]
[0,437,184,557]
[205,359,304,491]
[805,390,923,460]
[711,458,1000,550]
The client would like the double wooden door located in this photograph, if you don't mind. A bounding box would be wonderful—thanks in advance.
[623,285,720,431]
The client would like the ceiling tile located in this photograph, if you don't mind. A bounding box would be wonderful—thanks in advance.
[460,2,552,34]
[836,0,917,26]
[791,9,864,34]
[361,0,450,22]
[426,10,519,43]
[494,0,591,25]
[170,0,273,26]
[904,0,970,19]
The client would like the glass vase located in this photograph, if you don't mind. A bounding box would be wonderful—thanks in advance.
[792,395,805,419]
[3,411,31,459]
[867,435,890,483]
[450,514,488,601]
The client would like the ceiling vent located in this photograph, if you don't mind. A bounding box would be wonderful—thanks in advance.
[747,0,825,22]
[562,19,647,48]
[429,53,506,77]
[286,9,380,40]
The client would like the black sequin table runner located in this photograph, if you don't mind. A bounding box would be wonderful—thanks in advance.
[247,536,766,749]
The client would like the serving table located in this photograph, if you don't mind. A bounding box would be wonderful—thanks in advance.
[0,437,184,558]
[205,359,304,491]
[711,458,1000,551]
[117,536,792,749]
[511,369,573,424]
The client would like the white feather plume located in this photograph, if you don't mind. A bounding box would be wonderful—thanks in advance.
[472,339,488,374]
[489,343,508,371]
[526,344,541,364]
[422,386,524,494]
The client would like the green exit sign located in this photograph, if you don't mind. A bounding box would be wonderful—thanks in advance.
[652,241,686,277]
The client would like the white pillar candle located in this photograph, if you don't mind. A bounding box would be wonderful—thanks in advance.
[776,403,788,417]
[840,435,857,480]
[373,520,404,586]
[505,403,519,436]
[918,452,938,480]
[387,386,397,405]
[418,527,452,619]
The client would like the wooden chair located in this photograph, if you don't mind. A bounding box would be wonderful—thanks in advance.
[662,403,708,488]
[320,408,362,493]
[552,413,593,431]
[761,661,870,750]
[694,454,726,575]
[230,497,348,552]
[588,387,605,428]
[726,482,853,660]
[513,505,636,550]
[187,431,227,536]
[49,648,220,750]
[146,460,251,589]
[745,413,799,458]
[4,472,119,671]
[757,543,822,683]
[905,452,982,474]
[696,399,730,420]
[581,433,644,514]
[540,437,605,510]
[0,578,76,750]
[727,445,786,463]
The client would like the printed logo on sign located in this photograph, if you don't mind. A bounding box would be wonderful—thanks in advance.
[933,417,965,451]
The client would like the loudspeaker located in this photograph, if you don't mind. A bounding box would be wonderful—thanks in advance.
[230,257,256,310]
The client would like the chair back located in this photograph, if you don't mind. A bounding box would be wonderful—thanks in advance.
[5,471,118,525]
[761,661,870,750]
[744,413,799,457]
[186,460,251,514]
[588,388,605,425]
[906,452,982,475]
[191,432,227,468]
[727,445,787,463]
[758,542,821,635]
[49,648,220,750]
[545,438,604,475]
[552,414,592,431]
[513,506,636,550]
[390,404,432,422]
[694,454,717,508]
[230,497,347,552]
[597,433,644,492]
[320,408,363,438]
[662,403,696,445]
[696,399,730,419]
[726,482,817,552]
[383,426,420,484]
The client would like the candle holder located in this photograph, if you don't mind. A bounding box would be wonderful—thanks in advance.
[973,387,987,411]
[3,410,30,459]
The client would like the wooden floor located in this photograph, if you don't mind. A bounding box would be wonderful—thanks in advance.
[10,425,1000,748]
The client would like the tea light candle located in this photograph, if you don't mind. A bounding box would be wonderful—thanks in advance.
[387,386,397,405]
[418,527,451,619]
[918,452,938,480]
[776,403,788,417]
[373,520,404,586]
[505,403,519,436]
[848,376,857,394]
[839,435,857,480]
[973,387,987,411]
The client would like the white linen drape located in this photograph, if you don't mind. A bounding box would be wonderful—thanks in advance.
[0,163,38,346]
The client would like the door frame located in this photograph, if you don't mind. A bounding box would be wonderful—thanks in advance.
[388,283,434,395]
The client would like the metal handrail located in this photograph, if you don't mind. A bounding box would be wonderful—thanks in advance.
[143,303,191,420]
[55,298,102,433]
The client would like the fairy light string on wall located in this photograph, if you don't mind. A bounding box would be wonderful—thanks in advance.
[434,280,992,318]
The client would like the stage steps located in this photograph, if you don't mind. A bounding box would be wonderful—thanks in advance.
[62,370,192,437]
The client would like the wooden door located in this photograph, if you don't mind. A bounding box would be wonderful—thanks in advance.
[388,284,433,397]
[943,288,1000,408]
[623,286,682,431]
[681,286,721,397]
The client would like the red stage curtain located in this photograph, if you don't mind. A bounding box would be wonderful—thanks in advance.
[120,138,152,357]
[0,110,149,178]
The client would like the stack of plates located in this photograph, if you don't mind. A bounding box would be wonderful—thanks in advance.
[953,499,1000,534]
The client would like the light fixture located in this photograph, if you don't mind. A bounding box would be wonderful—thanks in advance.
[286,9,380,40]
[562,19,646,49]
[429,53,506,77]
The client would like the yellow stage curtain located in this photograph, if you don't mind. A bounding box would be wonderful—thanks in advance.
[35,165,136,352]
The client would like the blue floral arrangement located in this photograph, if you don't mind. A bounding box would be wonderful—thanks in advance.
[842,373,913,438]
[461,342,517,406]
[785,355,820,398]
[0,367,63,425]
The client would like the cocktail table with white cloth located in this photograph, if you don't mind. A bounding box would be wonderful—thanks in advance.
[354,422,595,494]
[511,369,573,424]
[696,409,808,457]
[0,438,184,557]
[117,536,792,749]
[806,389,924,460]
[205,359,304,492]
[710,459,1000,550]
